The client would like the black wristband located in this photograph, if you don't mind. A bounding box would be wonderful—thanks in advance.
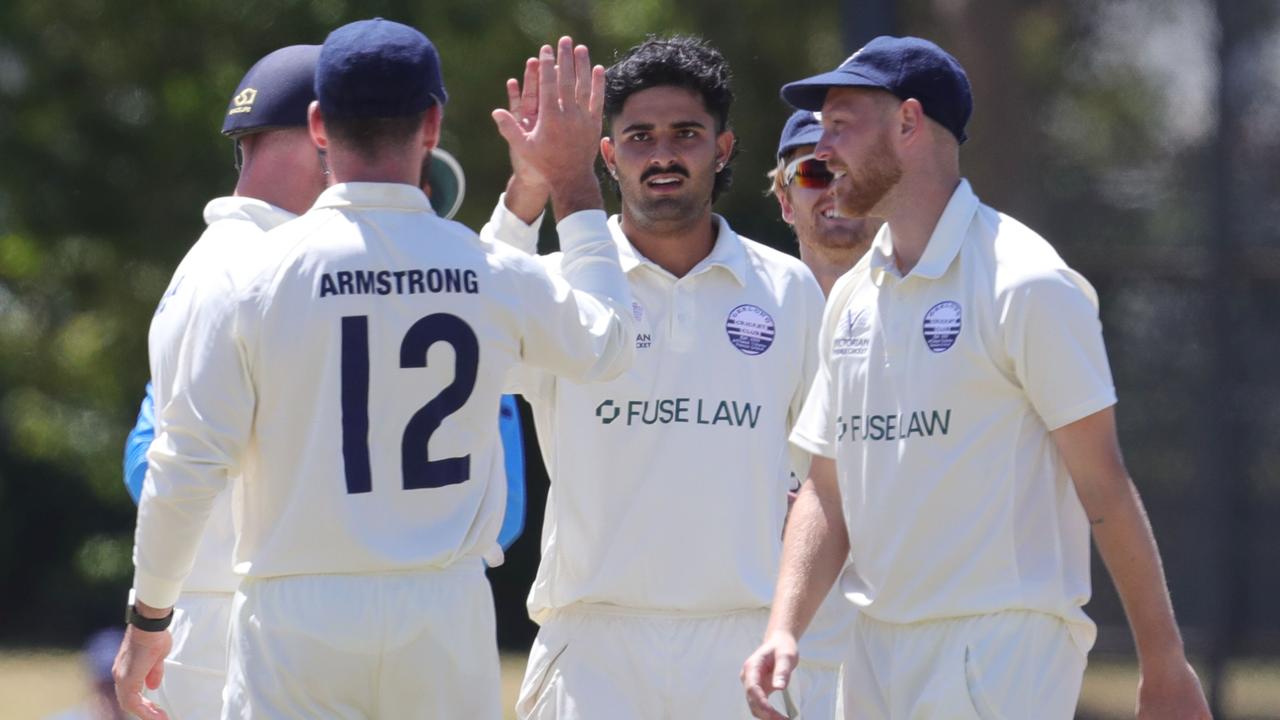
[125,603,174,632]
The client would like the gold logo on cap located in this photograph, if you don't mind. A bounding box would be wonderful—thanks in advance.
[228,88,257,116]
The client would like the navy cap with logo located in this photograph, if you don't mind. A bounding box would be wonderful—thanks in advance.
[316,18,447,120]
[776,110,824,160]
[780,36,972,144]
[221,45,321,138]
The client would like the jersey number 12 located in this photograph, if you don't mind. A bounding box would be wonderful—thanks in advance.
[340,313,478,494]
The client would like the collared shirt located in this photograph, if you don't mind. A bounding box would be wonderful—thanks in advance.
[485,200,825,620]
[792,179,1115,651]
[133,182,633,607]
[144,196,296,594]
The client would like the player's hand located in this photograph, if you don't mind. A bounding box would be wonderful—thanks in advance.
[491,36,605,217]
[112,625,173,720]
[498,56,549,190]
[1136,658,1212,719]
[741,631,798,720]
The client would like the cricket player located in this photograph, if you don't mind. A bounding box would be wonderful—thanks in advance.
[765,109,880,720]
[119,127,526,714]
[112,21,630,720]
[483,36,825,719]
[118,44,327,720]
[742,35,1211,719]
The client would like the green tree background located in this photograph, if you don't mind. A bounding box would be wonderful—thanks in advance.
[0,0,1275,693]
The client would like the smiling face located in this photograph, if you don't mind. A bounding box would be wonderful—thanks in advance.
[776,145,871,254]
[814,87,904,219]
[602,85,734,230]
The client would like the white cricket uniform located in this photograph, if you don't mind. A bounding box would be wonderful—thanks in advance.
[133,182,634,719]
[791,179,1115,719]
[143,196,295,719]
[484,201,825,719]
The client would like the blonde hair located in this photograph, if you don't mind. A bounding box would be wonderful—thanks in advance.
[763,155,789,197]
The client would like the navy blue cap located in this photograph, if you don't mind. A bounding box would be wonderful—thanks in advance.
[222,45,321,138]
[316,18,447,120]
[780,36,972,144]
[776,110,823,160]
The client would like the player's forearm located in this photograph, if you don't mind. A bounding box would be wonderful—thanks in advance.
[767,478,849,639]
[504,174,550,225]
[549,170,604,222]
[1086,476,1188,666]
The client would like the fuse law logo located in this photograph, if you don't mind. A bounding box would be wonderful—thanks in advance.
[592,397,763,428]
[595,399,622,425]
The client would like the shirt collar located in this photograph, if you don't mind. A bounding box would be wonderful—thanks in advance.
[868,178,979,283]
[203,196,297,230]
[607,213,749,286]
[310,182,436,213]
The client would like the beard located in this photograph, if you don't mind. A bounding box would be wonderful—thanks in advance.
[834,132,902,218]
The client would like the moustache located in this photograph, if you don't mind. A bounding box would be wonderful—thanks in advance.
[639,165,691,182]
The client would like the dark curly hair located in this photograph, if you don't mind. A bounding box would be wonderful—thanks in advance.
[604,35,737,202]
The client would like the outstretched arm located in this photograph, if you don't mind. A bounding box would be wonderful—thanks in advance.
[1053,407,1210,720]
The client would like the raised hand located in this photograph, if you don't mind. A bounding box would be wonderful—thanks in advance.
[492,36,605,220]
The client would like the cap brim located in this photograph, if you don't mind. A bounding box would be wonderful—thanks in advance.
[425,148,465,220]
[780,69,888,111]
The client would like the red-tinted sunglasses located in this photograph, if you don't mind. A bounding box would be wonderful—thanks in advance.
[783,153,835,190]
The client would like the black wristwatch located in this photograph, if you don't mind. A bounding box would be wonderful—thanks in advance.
[125,590,174,632]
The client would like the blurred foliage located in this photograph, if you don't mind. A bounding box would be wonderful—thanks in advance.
[0,0,1276,659]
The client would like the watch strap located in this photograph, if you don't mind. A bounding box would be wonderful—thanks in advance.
[125,603,174,632]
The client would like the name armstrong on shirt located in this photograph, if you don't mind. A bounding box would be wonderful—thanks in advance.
[319,268,479,298]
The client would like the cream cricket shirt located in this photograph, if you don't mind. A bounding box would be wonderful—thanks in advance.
[791,180,1116,650]
[485,204,825,621]
[145,197,295,594]
[134,183,633,608]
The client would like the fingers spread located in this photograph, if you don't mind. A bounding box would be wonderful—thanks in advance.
[491,109,523,143]
[589,65,606,124]
[556,36,575,106]
[574,45,592,108]
[536,44,556,116]
[521,57,539,123]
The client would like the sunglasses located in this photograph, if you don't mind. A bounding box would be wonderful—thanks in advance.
[783,153,835,190]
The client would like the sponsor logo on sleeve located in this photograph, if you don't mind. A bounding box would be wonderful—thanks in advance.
[725,304,775,356]
[922,301,961,353]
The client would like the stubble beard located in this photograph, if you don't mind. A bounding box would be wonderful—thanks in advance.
[622,164,716,231]
[834,136,902,219]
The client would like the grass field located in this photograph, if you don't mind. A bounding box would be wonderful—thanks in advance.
[4,650,1277,719]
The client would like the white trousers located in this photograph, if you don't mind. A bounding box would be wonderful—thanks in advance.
[222,563,501,720]
[841,610,1086,720]
[517,607,786,720]
[146,592,233,720]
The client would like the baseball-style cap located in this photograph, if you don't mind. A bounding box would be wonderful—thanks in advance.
[221,45,321,138]
[316,18,447,120]
[780,35,972,144]
[422,147,466,220]
[776,110,823,160]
